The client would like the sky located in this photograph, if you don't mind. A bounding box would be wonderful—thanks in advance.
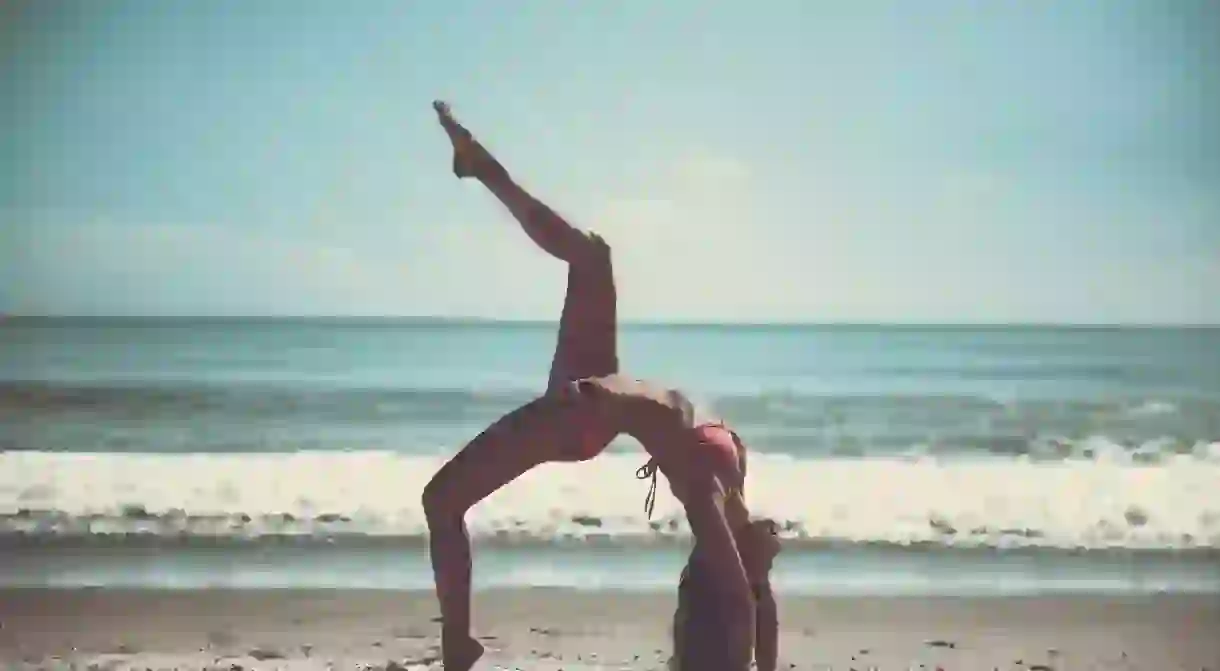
[1,1,1217,324]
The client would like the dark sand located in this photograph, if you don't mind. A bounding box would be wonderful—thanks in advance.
[1,588,1216,670]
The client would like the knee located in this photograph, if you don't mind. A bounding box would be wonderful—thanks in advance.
[421,475,461,524]
[584,231,612,261]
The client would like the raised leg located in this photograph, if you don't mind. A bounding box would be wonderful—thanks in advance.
[433,100,591,263]
[432,100,619,391]
[545,242,619,391]
[420,396,574,671]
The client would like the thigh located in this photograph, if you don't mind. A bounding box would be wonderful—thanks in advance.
[425,395,570,513]
[546,237,619,391]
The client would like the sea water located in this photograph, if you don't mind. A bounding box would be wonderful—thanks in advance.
[2,318,1218,595]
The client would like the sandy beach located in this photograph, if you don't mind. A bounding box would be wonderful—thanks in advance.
[0,588,1215,670]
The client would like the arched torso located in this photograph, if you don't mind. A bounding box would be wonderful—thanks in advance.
[609,380,745,498]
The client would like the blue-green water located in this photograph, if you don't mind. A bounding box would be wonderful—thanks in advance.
[2,318,1218,594]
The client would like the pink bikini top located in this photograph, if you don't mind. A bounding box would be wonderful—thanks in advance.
[635,422,746,519]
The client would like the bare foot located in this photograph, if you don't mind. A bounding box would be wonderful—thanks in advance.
[442,631,485,671]
[432,100,493,180]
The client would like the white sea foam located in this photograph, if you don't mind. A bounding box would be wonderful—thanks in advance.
[2,439,1219,551]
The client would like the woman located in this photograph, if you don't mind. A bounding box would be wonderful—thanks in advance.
[423,101,761,671]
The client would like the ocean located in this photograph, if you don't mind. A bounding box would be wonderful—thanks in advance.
[2,317,1218,595]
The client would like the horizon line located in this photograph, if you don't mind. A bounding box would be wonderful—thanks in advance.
[2,314,1218,329]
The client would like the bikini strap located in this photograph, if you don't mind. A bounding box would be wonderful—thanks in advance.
[635,458,659,519]
[635,422,735,520]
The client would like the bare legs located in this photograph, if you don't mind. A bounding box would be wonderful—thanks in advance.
[432,101,619,390]
[423,101,622,671]
[433,101,590,263]
[421,399,575,671]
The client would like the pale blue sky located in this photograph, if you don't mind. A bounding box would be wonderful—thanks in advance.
[2,1,1217,323]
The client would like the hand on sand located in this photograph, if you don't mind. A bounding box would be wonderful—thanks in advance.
[432,100,480,180]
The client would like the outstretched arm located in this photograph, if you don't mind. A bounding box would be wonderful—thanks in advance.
[432,100,595,264]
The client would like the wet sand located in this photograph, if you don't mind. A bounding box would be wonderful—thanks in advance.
[1,588,1216,670]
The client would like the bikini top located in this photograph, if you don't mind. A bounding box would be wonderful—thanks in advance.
[635,458,663,520]
[635,420,745,520]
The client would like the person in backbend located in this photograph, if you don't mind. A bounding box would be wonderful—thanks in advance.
[423,100,768,671]
[671,518,781,671]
